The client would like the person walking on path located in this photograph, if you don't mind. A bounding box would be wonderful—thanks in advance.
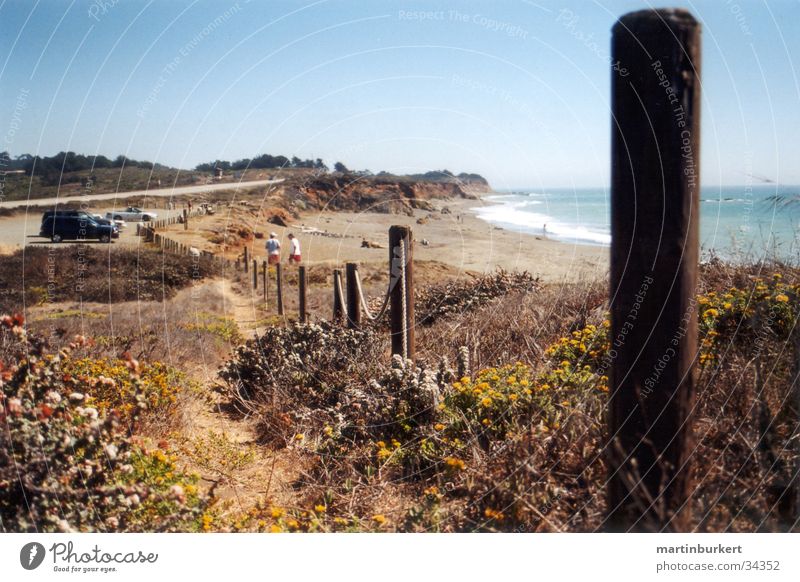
[287,233,301,264]
[266,232,281,264]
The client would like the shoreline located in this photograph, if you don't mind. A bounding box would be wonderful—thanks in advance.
[290,195,609,283]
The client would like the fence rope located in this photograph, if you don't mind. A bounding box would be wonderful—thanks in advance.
[353,269,390,322]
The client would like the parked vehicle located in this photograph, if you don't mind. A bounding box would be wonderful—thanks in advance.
[93,213,126,233]
[41,210,121,239]
[105,207,157,222]
[40,214,116,243]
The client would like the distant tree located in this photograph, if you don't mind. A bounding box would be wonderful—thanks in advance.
[314,158,328,171]
[334,161,349,173]
[112,155,127,168]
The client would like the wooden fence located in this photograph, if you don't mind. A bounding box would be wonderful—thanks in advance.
[138,215,416,359]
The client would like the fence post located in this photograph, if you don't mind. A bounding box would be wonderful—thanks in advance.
[183,208,188,230]
[244,247,249,273]
[276,262,284,316]
[607,8,701,532]
[262,260,268,306]
[298,265,308,323]
[388,225,414,359]
[332,269,345,322]
[345,263,361,329]
[253,260,258,289]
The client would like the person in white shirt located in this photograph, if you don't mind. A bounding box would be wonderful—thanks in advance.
[265,232,281,264]
[287,233,301,264]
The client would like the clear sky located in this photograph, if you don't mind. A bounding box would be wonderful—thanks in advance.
[1,0,799,189]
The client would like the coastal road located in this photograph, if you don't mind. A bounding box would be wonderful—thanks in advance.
[0,178,284,210]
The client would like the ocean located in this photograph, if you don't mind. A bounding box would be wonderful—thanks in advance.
[472,186,799,262]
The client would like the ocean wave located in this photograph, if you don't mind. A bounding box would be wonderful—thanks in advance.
[472,204,610,246]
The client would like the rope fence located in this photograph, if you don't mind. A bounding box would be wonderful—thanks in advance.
[138,216,416,359]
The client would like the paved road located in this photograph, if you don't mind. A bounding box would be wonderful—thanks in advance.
[0,178,284,210]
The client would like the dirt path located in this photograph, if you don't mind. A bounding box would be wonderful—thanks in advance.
[177,278,303,521]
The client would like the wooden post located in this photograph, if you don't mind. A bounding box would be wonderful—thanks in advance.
[244,247,249,273]
[276,262,284,316]
[332,269,345,322]
[388,226,414,359]
[183,208,188,230]
[607,8,701,532]
[262,261,268,306]
[345,263,361,329]
[253,259,258,289]
[298,265,308,323]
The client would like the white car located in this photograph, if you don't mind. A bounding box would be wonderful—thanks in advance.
[106,207,157,222]
[93,214,126,229]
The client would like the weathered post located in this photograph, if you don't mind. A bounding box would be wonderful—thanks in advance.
[607,8,701,532]
[253,259,258,289]
[298,265,308,323]
[332,269,345,322]
[262,260,268,306]
[345,263,361,329]
[244,246,249,273]
[183,208,188,230]
[276,262,284,316]
[388,226,415,359]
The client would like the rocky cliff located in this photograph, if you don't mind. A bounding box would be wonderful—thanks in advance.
[289,173,490,215]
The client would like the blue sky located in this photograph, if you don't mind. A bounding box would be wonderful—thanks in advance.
[1,0,799,188]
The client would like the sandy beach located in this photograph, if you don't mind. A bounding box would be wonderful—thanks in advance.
[287,197,608,282]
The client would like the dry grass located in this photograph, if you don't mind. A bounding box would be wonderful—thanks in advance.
[0,245,222,312]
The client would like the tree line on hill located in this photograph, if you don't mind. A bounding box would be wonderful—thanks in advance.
[1,150,486,186]
[195,155,330,172]
[0,151,166,174]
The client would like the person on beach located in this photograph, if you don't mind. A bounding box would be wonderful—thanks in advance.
[266,232,281,264]
[287,233,301,264]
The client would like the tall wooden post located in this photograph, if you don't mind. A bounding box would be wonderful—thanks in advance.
[262,260,268,306]
[253,259,258,289]
[298,265,308,323]
[332,269,345,322]
[183,208,188,230]
[388,226,414,359]
[276,262,284,316]
[345,263,361,329]
[244,247,249,273]
[607,8,701,532]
